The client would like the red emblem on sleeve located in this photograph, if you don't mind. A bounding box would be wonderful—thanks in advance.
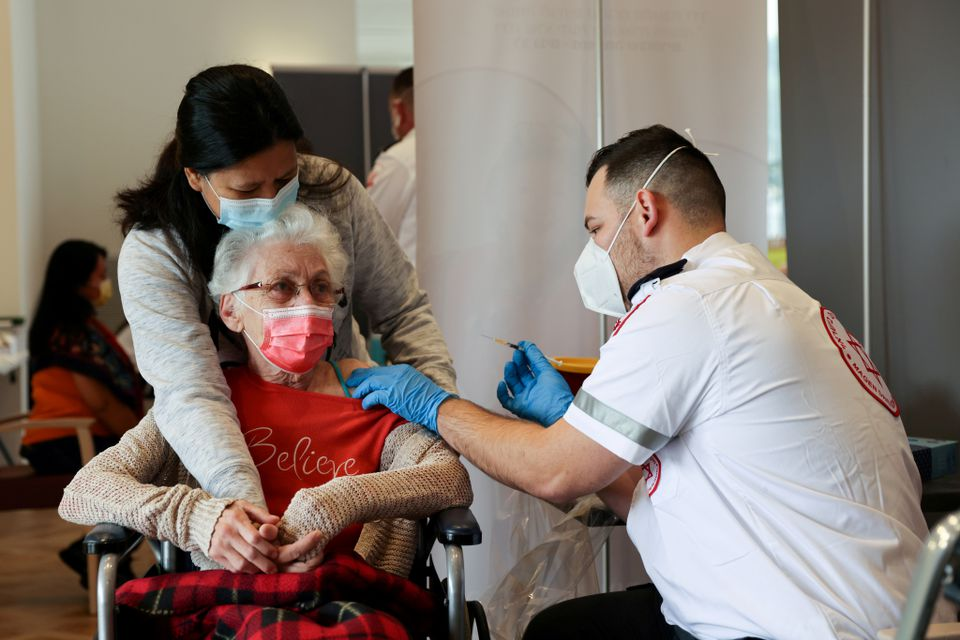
[821,307,900,416]
[640,454,661,497]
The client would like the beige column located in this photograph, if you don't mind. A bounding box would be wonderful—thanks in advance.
[0,0,21,316]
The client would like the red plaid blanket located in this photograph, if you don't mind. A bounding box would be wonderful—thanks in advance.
[114,552,437,639]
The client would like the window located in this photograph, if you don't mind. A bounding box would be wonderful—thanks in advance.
[767,0,787,272]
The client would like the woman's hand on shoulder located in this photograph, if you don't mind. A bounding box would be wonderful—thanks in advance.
[337,358,371,379]
[338,358,372,395]
[209,500,281,574]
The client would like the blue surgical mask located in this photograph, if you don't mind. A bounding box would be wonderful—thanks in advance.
[205,174,300,229]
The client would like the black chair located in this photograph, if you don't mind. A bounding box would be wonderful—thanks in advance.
[85,506,489,640]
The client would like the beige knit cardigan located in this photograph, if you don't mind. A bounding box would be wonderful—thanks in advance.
[59,410,473,577]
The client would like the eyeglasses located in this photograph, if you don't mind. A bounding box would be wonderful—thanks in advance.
[232,277,346,306]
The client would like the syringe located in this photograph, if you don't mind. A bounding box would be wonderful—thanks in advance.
[482,334,563,367]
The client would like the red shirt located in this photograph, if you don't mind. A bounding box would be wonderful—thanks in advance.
[225,367,406,554]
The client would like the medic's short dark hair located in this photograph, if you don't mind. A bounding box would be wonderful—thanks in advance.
[586,124,726,225]
[390,67,414,108]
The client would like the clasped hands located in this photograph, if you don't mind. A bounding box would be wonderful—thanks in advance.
[209,500,326,574]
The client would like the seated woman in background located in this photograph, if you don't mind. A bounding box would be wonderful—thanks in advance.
[23,239,143,473]
[25,240,144,587]
[59,207,472,638]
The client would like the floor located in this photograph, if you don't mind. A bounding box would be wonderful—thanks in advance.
[0,508,151,640]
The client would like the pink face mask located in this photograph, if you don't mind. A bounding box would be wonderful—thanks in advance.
[238,300,335,374]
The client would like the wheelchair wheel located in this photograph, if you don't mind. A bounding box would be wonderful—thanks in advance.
[467,600,490,640]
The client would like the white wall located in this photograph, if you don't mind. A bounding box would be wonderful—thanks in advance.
[0,0,21,316]
[414,0,603,606]
[0,1,28,455]
[13,0,358,317]
[414,0,767,626]
[355,0,412,66]
[10,0,39,323]
[602,0,768,251]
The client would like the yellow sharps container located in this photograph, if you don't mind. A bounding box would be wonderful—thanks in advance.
[551,357,599,394]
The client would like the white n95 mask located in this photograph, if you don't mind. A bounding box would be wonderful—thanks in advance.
[573,145,688,317]
[573,200,637,317]
[206,173,299,230]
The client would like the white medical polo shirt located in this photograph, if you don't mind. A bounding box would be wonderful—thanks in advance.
[564,232,951,639]
[367,130,417,265]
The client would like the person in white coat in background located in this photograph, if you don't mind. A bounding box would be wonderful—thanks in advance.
[366,67,417,266]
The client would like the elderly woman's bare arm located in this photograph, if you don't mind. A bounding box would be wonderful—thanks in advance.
[58,410,233,555]
[278,423,473,553]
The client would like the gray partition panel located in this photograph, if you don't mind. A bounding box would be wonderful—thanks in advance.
[779,0,865,339]
[274,68,401,186]
[274,69,365,180]
[369,71,401,167]
[875,1,960,440]
[779,0,960,439]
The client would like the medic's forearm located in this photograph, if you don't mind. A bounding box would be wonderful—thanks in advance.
[436,399,583,504]
[596,468,642,521]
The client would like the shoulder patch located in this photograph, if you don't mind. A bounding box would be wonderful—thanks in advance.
[641,454,661,496]
[821,307,900,416]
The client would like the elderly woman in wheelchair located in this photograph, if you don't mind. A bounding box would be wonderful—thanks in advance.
[59,205,475,638]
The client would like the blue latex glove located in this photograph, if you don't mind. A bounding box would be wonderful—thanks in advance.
[347,364,455,433]
[496,340,573,427]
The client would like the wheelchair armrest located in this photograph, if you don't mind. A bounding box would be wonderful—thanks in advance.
[83,523,141,556]
[431,507,482,546]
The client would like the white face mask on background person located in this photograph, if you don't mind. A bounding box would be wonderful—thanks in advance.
[205,173,300,230]
[573,146,688,317]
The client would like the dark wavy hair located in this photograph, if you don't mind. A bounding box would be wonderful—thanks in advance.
[116,64,346,279]
[29,240,106,357]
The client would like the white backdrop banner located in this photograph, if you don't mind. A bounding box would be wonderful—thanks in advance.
[413,0,766,612]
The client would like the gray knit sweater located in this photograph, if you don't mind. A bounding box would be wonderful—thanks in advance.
[59,413,473,577]
[117,155,457,507]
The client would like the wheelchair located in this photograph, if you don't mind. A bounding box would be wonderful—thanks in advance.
[84,506,490,640]
[880,508,960,640]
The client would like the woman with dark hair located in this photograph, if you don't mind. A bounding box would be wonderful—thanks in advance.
[115,64,456,571]
[23,240,144,474]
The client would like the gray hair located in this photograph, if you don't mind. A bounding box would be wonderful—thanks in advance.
[208,204,348,302]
